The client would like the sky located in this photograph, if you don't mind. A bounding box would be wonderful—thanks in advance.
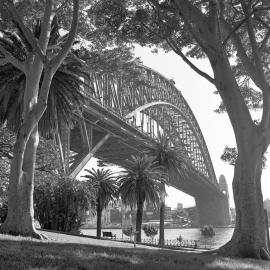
[79,44,270,210]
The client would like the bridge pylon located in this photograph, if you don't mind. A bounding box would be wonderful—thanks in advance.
[195,175,231,226]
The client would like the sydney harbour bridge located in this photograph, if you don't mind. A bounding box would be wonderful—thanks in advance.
[57,65,231,226]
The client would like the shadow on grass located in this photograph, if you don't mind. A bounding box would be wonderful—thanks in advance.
[0,238,269,270]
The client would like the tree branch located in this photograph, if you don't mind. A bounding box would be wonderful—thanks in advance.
[172,0,216,55]
[0,44,26,72]
[223,15,253,46]
[38,0,54,52]
[166,38,215,85]
[7,1,47,63]
[140,17,215,85]
[220,18,262,89]
[54,0,68,14]
[50,0,79,73]
[240,1,266,89]
[255,15,270,53]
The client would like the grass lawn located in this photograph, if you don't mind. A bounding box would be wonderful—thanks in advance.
[0,231,270,270]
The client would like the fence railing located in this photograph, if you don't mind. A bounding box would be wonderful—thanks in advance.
[107,237,201,249]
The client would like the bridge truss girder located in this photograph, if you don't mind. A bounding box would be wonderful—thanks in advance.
[54,64,232,224]
[78,66,218,187]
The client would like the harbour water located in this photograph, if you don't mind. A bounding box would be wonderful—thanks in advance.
[81,227,234,249]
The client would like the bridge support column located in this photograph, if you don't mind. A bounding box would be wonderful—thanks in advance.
[195,196,231,226]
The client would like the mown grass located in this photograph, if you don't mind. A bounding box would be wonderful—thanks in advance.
[0,232,270,270]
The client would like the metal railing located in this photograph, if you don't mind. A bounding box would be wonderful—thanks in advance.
[107,237,201,249]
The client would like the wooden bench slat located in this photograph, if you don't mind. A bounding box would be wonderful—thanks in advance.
[102,231,116,239]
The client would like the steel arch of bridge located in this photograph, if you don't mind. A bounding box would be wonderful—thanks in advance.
[79,65,218,187]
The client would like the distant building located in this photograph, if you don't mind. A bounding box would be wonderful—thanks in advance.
[144,203,159,221]
[184,206,199,227]
[164,205,172,219]
[177,203,183,211]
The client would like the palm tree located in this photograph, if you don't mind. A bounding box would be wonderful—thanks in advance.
[145,132,189,246]
[118,154,166,242]
[0,17,87,136]
[81,168,118,238]
[0,18,88,175]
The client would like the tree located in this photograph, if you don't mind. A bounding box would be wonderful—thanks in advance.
[118,154,165,242]
[81,168,118,238]
[0,126,73,225]
[145,132,189,245]
[0,0,79,238]
[89,0,270,259]
[34,176,95,233]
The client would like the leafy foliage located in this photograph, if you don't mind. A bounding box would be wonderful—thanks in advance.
[221,146,267,168]
[0,17,86,135]
[81,168,118,210]
[123,226,134,239]
[144,132,189,184]
[118,155,165,210]
[220,146,239,166]
[0,127,96,232]
[200,225,215,237]
[142,224,158,239]
[34,176,96,233]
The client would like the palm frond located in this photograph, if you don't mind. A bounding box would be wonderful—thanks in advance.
[118,154,166,209]
[81,168,118,209]
[0,18,86,135]
[144,132,190,185]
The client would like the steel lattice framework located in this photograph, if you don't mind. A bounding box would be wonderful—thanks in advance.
[77,65,218,188]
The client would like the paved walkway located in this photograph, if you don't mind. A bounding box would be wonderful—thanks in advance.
[38,230,205,254]
[0,229,206,253]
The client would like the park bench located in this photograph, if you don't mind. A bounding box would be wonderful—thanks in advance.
[102,231,116,239]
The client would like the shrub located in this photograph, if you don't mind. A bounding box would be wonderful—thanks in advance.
[0,196,8,223]
[177,234,183,242]
[123,226,134,239]
[200,225,215,236]
[34,176,96,233]
[142,224,158,242]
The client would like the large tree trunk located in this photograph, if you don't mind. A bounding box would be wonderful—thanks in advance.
[0,126,43,238]
[219,135,270,259]
[159,193,165,246]
[207,52,270,259]
[0,69,47,239]
[96,199,102,238]
[136,199,144,242]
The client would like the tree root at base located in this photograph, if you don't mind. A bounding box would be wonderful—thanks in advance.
[0,223,48,240]
[215,240,270,260]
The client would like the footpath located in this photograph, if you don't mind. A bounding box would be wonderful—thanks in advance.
[37,229,205,253]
